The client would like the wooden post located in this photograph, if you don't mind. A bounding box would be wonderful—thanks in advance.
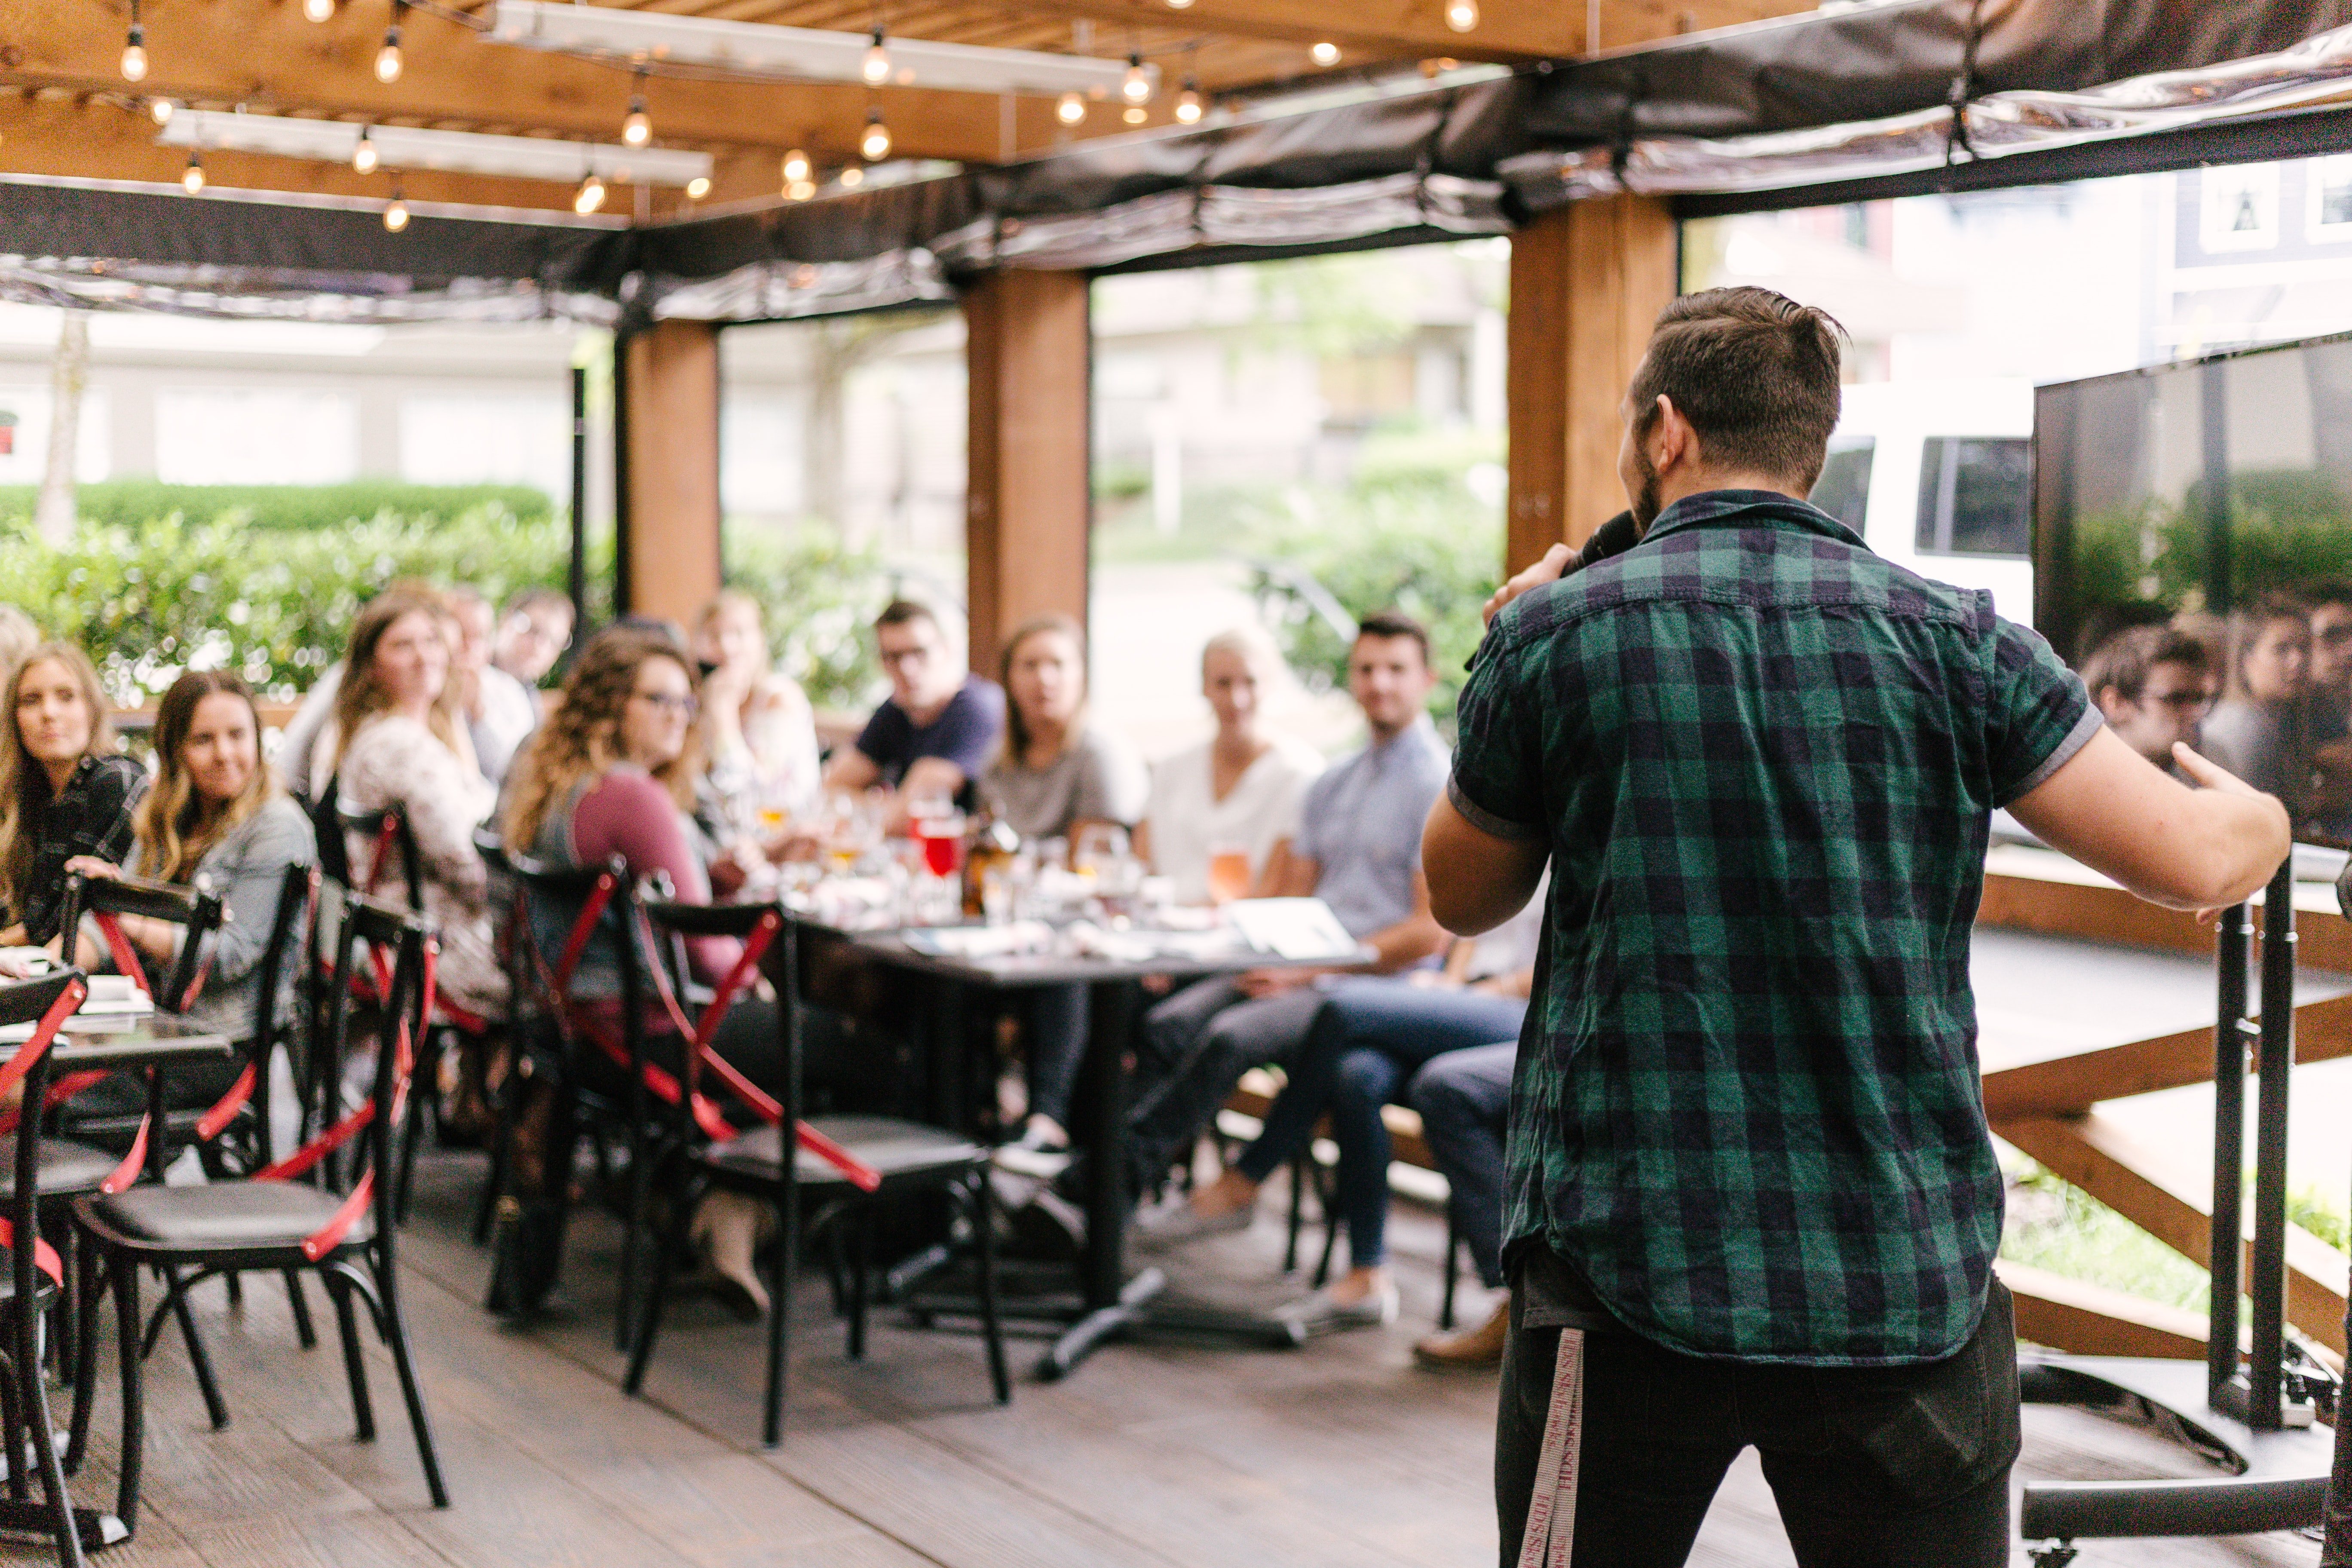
[1506,196,1678,573]
[964,270,1091,681]
[616,319,723,625]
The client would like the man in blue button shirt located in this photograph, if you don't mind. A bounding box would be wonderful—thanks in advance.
[1121,610,1451,1237]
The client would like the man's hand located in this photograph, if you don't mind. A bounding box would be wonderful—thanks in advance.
[1484,545,1570,629]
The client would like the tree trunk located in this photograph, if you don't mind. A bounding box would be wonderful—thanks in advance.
[34,312,88,549]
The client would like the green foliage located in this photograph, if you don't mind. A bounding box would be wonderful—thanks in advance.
[2068,466,2352,637]
[0,505,607,707]
[2000,1159,2213,1313]
[2286,1187,2349,1253]
[722,525,894,714]
[0,480,553,533]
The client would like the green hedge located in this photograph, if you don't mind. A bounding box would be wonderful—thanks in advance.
[0,480,554,533]
[723,524,890,714]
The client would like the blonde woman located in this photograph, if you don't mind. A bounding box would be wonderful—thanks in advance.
[505,625,784,1315]
[0,642,145,952]
[330,591,505,1017]
[691,590,821,831]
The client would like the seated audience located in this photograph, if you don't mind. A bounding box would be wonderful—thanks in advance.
[823,600,1004,824]
[693,590,821,831]
[979,615,1146,1160]
[492,587,576,714]
[331,590,507,1018]
[2201,594,2315,822]
[447,586,540,785]
[66,669,316,1115]
[0,642,146,952]
[1102,612,1449,1225]
[503,625,785,1315]
[279,576,449,799]
[1145,888,1542,1337]
[1135,628,1323,905]
[2080,623,2215,772]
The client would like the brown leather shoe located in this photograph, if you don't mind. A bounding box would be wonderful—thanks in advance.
[1413,1296,1509,1369]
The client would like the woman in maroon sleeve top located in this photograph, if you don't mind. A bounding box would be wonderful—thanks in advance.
[502,625,784,1317]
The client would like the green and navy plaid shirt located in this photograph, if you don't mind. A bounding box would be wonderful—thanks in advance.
[1451,490,2098,1365]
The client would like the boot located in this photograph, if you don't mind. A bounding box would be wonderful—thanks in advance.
[1412,1295,1508,1370]
[690,1189,774,1321]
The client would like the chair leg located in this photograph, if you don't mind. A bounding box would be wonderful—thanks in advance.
[53,1225,76,1384]
[1439,1210,1461,1332]
[0,1327,29,1503]
[473,1074,511,1247]
[761,1188,791,1449]
[324,1272,376,1443]
[966,1177,1010,1406]
[64,1245,102,1476]
[845,1211,870,1362]
[110,1253,144,1537]
[615,1132,653,1355]
[161,1266,230,1431]
[620,1199,681,1398]
[364,1257,450,1509]
[1283,1154,1305,1274]
[282,1270,318,1350]
[224,1271,243,1309]
[18,1299,86,1568]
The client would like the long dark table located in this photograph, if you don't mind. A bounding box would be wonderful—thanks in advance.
[0,1016,233,1557]
[782,913,1365,1380]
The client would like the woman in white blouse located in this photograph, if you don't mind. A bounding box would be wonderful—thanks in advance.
[1136,628,1323,904]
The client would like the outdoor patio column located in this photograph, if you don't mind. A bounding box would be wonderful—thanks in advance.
[1506,196,1678,572]
[616,318,723,624]
[964,270,1090,680]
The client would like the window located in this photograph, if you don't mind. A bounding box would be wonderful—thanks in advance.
[1808,438,1874,534]
[1915,437,2030,557]
[156,389,356,484]
[2310,154,2352,240]
[2199,164,2280,254]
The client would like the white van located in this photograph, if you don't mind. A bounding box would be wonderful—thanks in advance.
[1807,378,2036,624]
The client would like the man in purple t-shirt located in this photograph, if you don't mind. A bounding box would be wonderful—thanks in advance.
[824,600,1005,820]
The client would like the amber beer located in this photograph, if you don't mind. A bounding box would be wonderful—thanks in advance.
[1206,847,1252,905]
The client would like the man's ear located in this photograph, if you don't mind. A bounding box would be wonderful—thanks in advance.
[1651,395,1696,472]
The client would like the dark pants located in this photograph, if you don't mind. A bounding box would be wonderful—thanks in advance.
[1496,1282,2021,1568]
[1407,1042,1515,1288]
[1123,978,1325,1198]
[1233,980,1524,1271]
[1014,983,1089,1131]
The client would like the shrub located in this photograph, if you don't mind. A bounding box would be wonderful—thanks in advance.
[722,525,893,715]
[0,480,554,533]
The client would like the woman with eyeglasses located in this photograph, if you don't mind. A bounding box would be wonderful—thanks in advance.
[503,625,789,1317]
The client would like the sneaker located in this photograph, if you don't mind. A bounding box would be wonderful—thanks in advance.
[1130,1194,1254,1251]
[1274,1280,1400,1336]
[1413,1297,1509,1369]
[992,1125,1073,1181]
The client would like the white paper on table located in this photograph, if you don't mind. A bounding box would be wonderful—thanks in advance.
[1222,897,1361,962]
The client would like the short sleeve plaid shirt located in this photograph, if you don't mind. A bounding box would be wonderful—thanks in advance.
[1451,490,2098,1366]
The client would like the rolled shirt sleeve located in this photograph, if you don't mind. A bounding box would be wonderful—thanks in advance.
[1984,615,2101,807]
[1446,615,1550,842]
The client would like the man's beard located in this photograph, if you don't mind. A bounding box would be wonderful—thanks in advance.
[1629,444,1663,531]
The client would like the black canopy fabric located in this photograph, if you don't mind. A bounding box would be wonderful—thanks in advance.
[12,0,2352,323]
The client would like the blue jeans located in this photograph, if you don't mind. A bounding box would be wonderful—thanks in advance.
[1408,1043,1515,1288]
[1235,980,1525,1270]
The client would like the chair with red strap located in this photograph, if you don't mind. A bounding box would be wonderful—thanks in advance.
[333,803,499,1225]
[620,899,1009,1448]
[71,894,451,1527]
[0,969,99,1567]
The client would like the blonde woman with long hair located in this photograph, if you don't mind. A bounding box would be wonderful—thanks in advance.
[329,590,506,1016]
[0,642,145,952]
[505,625,785,1315]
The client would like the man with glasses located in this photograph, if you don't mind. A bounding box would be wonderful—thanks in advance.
[823,600,1005,818]
[2081,623,2217,773]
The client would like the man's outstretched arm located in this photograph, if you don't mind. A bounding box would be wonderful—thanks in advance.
[2008,728,2291,911]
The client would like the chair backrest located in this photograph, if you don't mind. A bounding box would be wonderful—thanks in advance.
[318,892,433,1208]
[506,846,644,1123]
[58,870,227,1015]
[0,969,90,1292]
[239,863,319,1162]
[335,801,425,914]
[637,899,793,1145]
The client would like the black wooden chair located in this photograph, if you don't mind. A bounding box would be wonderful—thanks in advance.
[621,901,1009,1446]
[0,969,98,1566]
[71,894,450,1525]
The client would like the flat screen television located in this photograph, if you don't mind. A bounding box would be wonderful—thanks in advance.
[2034,330,2352,851]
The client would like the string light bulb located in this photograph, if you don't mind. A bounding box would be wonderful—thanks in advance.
[1056,91,1085,126]
[383,186,409,232]
[1165,0,1193,8]
[1123,105,1146,125]
[1174,79,1203,124]
[1444,0,1478,31]
[685,175,710,199]
[573,169,605,214]
[304,0,334,19]
[860,28,890,87]
[149,97,175,126]
[1310,40,1340,66]
[837,165,864,187]
[785,177,816,201]
[859,108,891,161]
[120,24,148,82]
[781,147,811,184]
[375,25,402,82]
[1121,52,1152,104]
[181,151,204,194]
[352,126,378,174]
[622,70,650,147]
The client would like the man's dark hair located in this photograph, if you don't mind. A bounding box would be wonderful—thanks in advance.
[1627,287,1848,492]
[1354,609,1430,667]
[874,599,939,634]
[2303,578,2352,614]
[2080,623,2214,704]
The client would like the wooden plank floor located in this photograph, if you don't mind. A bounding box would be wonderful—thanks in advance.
[0,1145,2318,1568]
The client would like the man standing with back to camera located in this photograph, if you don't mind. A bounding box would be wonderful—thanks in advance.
[1424,286,2292,1566]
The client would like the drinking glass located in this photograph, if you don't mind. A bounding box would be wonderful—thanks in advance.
[1206,845,1253,905]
